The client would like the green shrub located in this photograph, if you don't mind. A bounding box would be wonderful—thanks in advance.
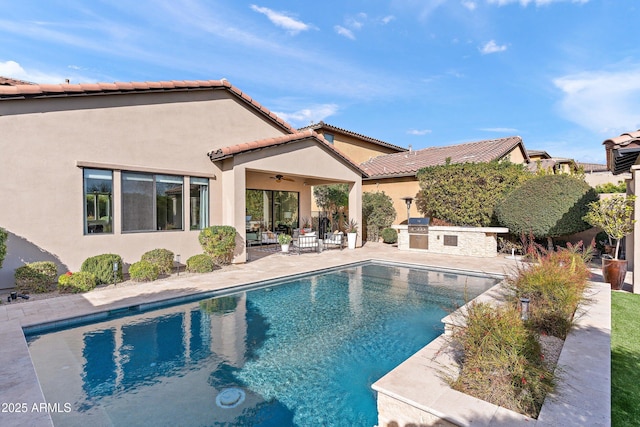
[200,296,238,314]
[380,227,398,244]
[506,242,592,338]
[186,254,216,273]
[451,302,554,418]
[128,260,159,282]
[15,261,58,293]
[141,248,174,275]
[199,226,237,265]
[0,227,7,269]
[363,191,396,241]
[495,174,598,249]
[57,272,97,293]
[81,254,123,284]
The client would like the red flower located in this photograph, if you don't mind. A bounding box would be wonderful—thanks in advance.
[65,271,73,276]
[521,377,527,385]
[540,354,545,360]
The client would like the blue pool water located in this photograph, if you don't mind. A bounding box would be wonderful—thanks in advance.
[26,262,499,427]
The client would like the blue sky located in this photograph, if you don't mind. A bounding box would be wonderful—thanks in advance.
[1,0,638,163]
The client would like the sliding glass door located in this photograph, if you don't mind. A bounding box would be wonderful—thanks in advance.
[246,189,299,234]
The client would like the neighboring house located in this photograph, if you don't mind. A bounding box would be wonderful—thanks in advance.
[603,129,640,291]
[361,136,529,224]
[0,78,364,289]
[526,149,579,175]
[299,121,407,164]
[578,162,630,189]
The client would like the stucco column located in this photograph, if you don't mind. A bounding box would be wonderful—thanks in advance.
[221,163,247,263]
[629,167,640,293]
[349,180,363,247]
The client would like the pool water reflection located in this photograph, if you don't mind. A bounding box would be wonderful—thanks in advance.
[27,263,499,427]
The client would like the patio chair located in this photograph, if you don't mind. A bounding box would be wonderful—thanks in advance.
[324,231,344,250]
[293,233,319,254]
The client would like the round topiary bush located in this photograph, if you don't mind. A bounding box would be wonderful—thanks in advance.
[186,254,216,273]
[15,261,58,293]
[198,226,237,265]
[81,253,123,284]
[128,260,159,282]
[57,272,97,293]
[495,174,598,249]
[141,248,174,275]
[380,227,398,244]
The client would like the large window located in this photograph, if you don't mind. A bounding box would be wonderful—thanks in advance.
[84,169,113,234]
[246,189,298,234]
[122,172,183,232]
[190,177,209,230]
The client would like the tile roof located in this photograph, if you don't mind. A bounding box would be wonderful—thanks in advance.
[360,136,526,178]
[207,129,367,177]
[299,121,407,153]
[526,149,551,159]
[0,78,295,133]
[0,76,35,86]
[603,130,640,174]
[577,162,610,173]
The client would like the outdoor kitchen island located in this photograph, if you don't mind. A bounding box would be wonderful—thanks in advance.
[394,220,508,258]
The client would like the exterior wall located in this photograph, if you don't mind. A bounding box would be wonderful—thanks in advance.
[363,177,421,224]
[584,171,630,188]
[505,145,527,164]
[629,166,640,292]
[315,129,401,164]
[0,90,288,288]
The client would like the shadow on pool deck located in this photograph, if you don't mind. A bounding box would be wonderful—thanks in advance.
[0,243,609,427]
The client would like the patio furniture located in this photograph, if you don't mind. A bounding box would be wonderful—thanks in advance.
[261,231,279,245]
[324,231,344,250]
[293,234,319,254]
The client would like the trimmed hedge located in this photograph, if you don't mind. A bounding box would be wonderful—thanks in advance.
[129,260,159,282]
[15,261,58,293]
[199,226,237,265]
[57,272,97,293]
[495,175,598,244]
[0,227,7,269]
[381,227,398,244]
[141,248,174,275]
[81,254,123,284]
[186,254,216,273]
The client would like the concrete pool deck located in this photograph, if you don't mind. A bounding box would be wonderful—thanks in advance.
[0,243,610,426]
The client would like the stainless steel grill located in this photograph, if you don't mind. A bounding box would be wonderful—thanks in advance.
[408,217,430,249]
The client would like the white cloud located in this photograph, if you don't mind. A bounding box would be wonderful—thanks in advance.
[334,25,355,40]
[0,60,75,84]
[273,104,339,126]
[480,40,507,54]
[250,5,311,35]
[487,0,588,6]
[381,15,396,24]
[553,66,640,135]
[407,129,432,136]
[462,1,478,10]
[480,127,519,133]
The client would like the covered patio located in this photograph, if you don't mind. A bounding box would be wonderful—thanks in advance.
[208,130,366,263]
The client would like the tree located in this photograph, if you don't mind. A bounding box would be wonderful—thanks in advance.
[0,227,7,269]
[495,174,599,249]
[313,184,349,230]
[584,195,636,259]
[415,161,531,227]
[362,191,396,241]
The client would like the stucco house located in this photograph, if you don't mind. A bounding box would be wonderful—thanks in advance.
[0,79,364,289]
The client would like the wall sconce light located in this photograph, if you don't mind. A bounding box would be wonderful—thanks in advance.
[176,254,181,276]
[520,297,530,321]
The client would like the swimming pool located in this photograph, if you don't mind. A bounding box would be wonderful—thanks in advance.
[26,262,499,426]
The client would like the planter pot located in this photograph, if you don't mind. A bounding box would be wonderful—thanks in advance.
[602,258,627,290]
[281,244,290,253]
[347,232,357,249]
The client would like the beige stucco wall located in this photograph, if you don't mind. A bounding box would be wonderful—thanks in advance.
[315,129,402,165]
[505,145,527,164]
[584,171,630,188]
[363,177,422,224]
[0,89,290,288]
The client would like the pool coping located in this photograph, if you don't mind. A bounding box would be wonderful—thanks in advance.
[372,280,611,427]
[0,246,562,427]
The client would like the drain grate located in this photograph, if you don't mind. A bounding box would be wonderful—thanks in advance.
[215,388,246,409]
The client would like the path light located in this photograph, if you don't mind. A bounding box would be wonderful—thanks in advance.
[176,254,181,276]
[520,297,530,321]
[113,261,118,286]
[401,197,413,223]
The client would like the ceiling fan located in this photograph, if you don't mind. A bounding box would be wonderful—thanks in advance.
[270,174,294,183]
